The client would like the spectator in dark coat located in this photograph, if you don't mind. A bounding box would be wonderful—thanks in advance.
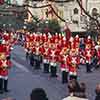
[95,84,100,100]
[62,79,88,100]
[30,88,48,100]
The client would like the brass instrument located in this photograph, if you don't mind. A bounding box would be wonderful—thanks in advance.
[71,62,76,67]
[0,53,6,60]
[2,66,9,71]
[63,47,67,55]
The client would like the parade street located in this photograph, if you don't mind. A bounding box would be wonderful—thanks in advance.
[0,45,100,100]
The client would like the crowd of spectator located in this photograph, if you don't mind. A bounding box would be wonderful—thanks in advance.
[1,80,100,100]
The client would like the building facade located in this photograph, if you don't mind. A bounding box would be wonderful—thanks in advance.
[28,0,100,36]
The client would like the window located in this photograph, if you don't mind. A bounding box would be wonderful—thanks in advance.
[92,8,98,16]
[73,8,78,14]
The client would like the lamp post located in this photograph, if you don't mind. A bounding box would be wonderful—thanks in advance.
[23,25,27,33]
[8,24,11,31]
[3,24,6,29]
[23,25,27,30]
[9,24,11,27]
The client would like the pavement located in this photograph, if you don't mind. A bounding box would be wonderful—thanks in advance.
[0,45,100,100]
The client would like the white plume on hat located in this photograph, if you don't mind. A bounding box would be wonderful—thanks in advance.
[4,32,7,35]
[27,32,30,34]
[43,34,46,37]
[95,45,100,50]
[2,40,6,44]
[40,33,42,36]
[69,37,74,42]
[33,32,36,35]
[48,32,52,38]
[75,35,79,38]
[59,34,61,37]
[35,33,37,37]
[55,33,58,35]
[88,35,91,39]
[30,34,33,37]
[63,37,66,41]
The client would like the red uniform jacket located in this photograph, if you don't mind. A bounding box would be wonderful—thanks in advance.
[39,46,45,55]
[97,48,100,64]
[84,48,93,64]
[43,48,51,60]
[0,60,12,76]
[60,55,69,72]
[66,55,78,75]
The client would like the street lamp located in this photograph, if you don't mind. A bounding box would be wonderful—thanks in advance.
[9,24,11,27]
[8,24,12,31]
[45,20,49,24]
[23,25,27,33]
[23,25,27,30]
[3,24,5,27]
[45,20,49,28]
[3,24,6,29]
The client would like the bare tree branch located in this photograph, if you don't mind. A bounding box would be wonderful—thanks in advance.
[76,0,100,28]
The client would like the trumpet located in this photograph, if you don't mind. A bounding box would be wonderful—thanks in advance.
[71,63,76,67]
[2,66,9,70]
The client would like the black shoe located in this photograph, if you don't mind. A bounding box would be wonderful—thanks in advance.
[87,70,92,73]
[62,80,68,84]
[4,89,10,92]
[0,90,3,94]
[44,71,49,73]
[55,75,58,77]
[51,75,58,78]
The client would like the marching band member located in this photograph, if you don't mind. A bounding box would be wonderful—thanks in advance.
[67,49,79,80]
[74,35,80,68]
[74,35,80,54]
[49,39,58,77]
[60,54,69,84]
[1,54,12,93]
[0,48,12,93]
[43,40,50,73]
[29,46,35,67]
[34,35,42,69]
[29,33,36,67]
[0,45,4,94]
[42,34,51,73]
[24,33,30,60]
[60,37,69,83]
[97,46,100,68]
[84,36,93,73]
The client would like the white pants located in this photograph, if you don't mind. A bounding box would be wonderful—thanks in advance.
[0,75,8,80]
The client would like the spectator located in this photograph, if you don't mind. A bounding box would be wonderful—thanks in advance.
[30,88,48,100]
[95,84,100,100]
[79,82,87,98]
[62,79,88,100]
[2,97,15,100]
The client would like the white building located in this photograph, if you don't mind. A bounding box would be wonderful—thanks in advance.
[28,0,100,36]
